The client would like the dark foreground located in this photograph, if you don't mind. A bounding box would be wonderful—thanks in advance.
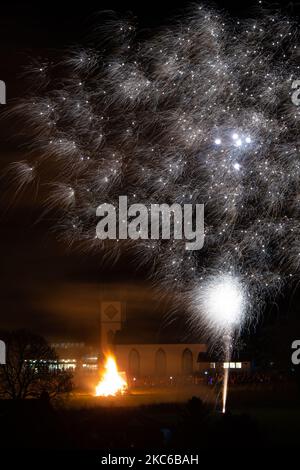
[0,383,300,449]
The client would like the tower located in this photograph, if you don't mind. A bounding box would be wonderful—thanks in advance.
[100,301,124,353]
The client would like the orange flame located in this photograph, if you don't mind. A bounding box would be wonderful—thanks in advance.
[95,355,127,397]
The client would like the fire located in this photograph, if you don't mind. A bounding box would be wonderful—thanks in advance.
[95,355,128,397]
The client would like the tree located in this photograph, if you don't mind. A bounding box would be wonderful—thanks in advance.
[0,329,73,399]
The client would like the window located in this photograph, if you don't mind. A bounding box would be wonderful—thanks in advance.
[182,348,193,375]
[107,330,115,345]
[129,349,140,378]
[224,362,242,369]
[155,349,167,376]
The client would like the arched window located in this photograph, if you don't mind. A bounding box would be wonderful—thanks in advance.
[107,330,115,345]
[155,348,167,377]
[182,348,193,375]
[129,349,140,378]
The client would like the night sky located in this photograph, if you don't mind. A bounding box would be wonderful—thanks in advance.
[0,0,300,362]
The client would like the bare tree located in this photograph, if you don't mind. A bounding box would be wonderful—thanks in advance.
[0,330,73,399]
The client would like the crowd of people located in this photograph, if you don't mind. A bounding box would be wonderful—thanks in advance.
[205,370,289,387]
[128,369,293,388]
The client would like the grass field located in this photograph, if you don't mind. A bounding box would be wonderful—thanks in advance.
[61,384,217,409]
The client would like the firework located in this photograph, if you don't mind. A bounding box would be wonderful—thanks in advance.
[195,273,246,411]
[6,5,300,353]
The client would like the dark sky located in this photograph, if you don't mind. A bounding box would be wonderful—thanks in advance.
[0,0,300,356]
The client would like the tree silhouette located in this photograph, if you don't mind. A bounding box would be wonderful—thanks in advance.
[0,330,73,399]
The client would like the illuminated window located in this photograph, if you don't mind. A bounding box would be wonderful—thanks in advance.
[210,362,216,368]
[235,362,242,368]
[223,362,229,369]
[82,364,98,370]
[230,362,236,368]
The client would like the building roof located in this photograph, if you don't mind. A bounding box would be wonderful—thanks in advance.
[114,318,205,345]
[197,351,250,362]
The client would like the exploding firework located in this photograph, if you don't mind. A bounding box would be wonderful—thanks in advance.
[194,273,246,335]
[6,5,300,358]
[195,273,246,411]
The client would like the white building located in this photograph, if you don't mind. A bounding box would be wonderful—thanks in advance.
[100,301,207,381]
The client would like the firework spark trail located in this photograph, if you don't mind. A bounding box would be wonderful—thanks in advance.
[222,347,230,413]
[5,6,300,373]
